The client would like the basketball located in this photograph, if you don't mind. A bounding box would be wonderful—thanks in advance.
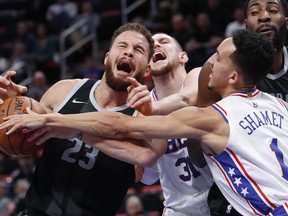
[0,96,47,156]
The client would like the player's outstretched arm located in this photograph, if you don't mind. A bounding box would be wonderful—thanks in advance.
[151,67,201,115]
[82,136,166,167]
[0,104,227,153]
[0,71,28,104]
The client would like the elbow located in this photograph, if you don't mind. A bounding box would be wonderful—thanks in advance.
[136,150,159,167]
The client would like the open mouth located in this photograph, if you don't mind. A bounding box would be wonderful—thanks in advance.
[152,51,167,63]
[117,61,132,73]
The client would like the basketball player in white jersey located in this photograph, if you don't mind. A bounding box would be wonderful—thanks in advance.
[135,33,213,215]
[6,29,288,216]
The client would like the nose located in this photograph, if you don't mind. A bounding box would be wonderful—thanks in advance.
[124,47,134,57]
[258,11,271,23]
[154,41,160,48]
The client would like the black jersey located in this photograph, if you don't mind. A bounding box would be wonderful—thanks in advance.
[25,79,136,216]
[256,46,288,102]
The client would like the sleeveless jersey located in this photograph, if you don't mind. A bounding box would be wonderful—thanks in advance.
[25,79,137,216]
[208,89,288,216]
[257,46,288,102]
[141,89,214,216]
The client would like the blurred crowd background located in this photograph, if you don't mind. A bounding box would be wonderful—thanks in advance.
[0,0,246,215]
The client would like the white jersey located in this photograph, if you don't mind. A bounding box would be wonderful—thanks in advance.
[141,89,214,216]
[208,89,288,216]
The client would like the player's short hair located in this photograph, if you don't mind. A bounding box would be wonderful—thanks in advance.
[110,23,154,61]
[230,29,275,85]
[243,0,288,18]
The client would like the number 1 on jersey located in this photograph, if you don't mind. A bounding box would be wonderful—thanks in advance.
[270,138,288,180]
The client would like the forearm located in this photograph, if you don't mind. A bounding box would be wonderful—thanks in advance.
[152,94,191,115]
[81,135,163,167]
[45,112,124,138]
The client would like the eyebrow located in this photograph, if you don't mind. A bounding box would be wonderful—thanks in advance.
[249,1,281,8]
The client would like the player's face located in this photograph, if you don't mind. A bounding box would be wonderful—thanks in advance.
[104,31,150,91]
[208,38,236,92]
[149,33,184,77]
[245,0,288,50]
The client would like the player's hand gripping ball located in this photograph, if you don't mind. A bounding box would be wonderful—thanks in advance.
[0,96,46,156]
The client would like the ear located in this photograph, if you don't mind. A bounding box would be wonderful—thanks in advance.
[244,19,248,29]
[104,52,109,65]
[229,70,240,85]
[144,64,151,77]
[285,17,288,28]
[179,51,189,64]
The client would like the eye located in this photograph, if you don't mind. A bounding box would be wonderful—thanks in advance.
[118,45,126,49]
[136,48,143,54]
[251,11,259,16]
[161,39,169,44]
[269,8,279,14]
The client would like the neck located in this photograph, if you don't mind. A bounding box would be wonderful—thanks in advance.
[221,85,256,98]
[152,67,187,100]
[95,78,128,108]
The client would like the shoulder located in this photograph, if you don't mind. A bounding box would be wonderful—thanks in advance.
[40,79,83,113]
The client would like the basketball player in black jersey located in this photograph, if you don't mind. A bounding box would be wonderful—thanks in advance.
[0,23,166,216]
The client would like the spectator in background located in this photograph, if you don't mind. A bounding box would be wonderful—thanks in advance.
[26,71,49,102]
[7,157,35,200]
[14,21,36,54]
[185,12,223,70]
[72,1,100,37]
[10,179,30,215]
[32,23,57,72]
[170,13,194,49]
[0,180,13,216]
[96,0,121,43]
[8,42,34,84]
[125,195,148,216]
[46,0,78,35]
[225,7,245,38]
[25,0,50,24]
[172,0,205,20]
[205,0,231,32]
[81,56,104,80]
[151,1,173,33]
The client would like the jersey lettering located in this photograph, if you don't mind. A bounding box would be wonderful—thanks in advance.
[239,111,284,135]
[166,138,187,154]
[61,139,99,170]
[270,93,288,102]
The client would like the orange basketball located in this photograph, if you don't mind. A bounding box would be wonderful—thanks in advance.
[0,96,47,156]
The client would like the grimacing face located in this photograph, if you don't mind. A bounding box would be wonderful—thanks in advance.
[149,33,183,77]
[245,0,288,50]
[104,31,150,91]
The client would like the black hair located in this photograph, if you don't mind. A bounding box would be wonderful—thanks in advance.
[230,29,275,85]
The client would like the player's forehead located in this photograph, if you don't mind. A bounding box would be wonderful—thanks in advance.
[247,0,283,9]
[153,33,174,42]
[114,31,149,48]
[217,38,235,57]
